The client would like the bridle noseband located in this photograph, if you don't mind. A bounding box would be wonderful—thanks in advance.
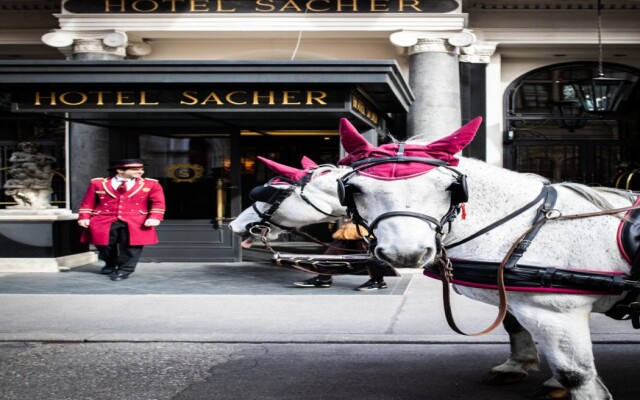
[337,156,468,251]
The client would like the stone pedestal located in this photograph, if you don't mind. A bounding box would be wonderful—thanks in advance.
[0,210,97,272]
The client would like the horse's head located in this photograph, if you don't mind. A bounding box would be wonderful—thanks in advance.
[338,117,481,268]
[229,156,347,246]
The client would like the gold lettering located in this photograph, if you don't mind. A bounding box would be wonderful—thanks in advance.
[226,91,247,105]
[352,96,378,123]
[87,91,111,105]
[34,92,56,106]
[215,0,236,12]
[116,91,136,106]
[399,0,422,12]
[104,0,126,12]
[281,91,301,105]
[253,91,275,105]
[59,91,88,106]
[201,92,224,105]
[132,0,160,12]
[279,0,303,11]
[180,91,199,105]
[306,91,327,105]
[307,0,330,12]
[139,91,159,105]
[255,0,275,12]
[371,0,389,12]
[162,0,185,12]
[337,0,358,11]
[189,0,209,12]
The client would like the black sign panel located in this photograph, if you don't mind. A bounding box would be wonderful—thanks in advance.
[12,86,350,112]
[63,0,458,14]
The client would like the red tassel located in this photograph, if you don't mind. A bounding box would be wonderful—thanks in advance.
[460,203,467,220]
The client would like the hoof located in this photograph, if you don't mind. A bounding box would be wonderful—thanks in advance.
[528,385,569,400]
[480,370,528,385]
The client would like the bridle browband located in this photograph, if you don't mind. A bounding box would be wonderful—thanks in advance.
[337,155,468,249]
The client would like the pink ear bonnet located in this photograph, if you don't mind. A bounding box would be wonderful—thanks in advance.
[337,117,482,180]
[257,155,319,182]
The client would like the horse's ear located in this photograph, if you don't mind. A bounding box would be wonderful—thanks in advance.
[339,118,374,156]
[300,156,319,170]
[257,156,306,180]
[425,117,482,157]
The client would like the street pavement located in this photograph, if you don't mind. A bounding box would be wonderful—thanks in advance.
[0,261,639,399]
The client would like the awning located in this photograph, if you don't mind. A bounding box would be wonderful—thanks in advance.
[0,60,414,131]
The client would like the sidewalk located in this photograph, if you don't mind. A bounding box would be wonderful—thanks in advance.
[0,261,638,343]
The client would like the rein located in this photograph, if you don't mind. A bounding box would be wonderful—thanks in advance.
[438,194,640,336]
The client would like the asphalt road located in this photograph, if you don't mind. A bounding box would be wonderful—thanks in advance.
[1,262,639,399]
[1,342,638,400]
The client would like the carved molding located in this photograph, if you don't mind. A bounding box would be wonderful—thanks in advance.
[41,30,152,59]
[408,37,456,55]
[459,41,498,63]
[0,0,59,11]
[462,0,639,11]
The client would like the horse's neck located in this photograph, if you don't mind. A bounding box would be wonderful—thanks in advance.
[444,158,546,248]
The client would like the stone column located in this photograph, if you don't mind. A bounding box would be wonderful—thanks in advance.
[40,31,152,209]
[41,30,152,60]
[391,31,476,141]
[458,42,498,161]
[68,116,110,211]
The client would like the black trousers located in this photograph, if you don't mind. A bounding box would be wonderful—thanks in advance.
[96,221,143,274]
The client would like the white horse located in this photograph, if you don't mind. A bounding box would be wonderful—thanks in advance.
[229,156,347,246]
[231,152,605,398]
[336,117,640,399]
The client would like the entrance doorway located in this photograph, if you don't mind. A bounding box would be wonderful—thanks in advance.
[505,62,640,187]
[138,132,239,262]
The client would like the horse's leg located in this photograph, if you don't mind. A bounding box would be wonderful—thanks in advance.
[481,311,540,385]
[514,306,612,400]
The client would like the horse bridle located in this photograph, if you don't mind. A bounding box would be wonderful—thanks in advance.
[247,168,341,233]
[336,155,468,251]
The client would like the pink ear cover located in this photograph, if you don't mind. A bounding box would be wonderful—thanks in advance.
[300,156,319,170]
[337,117,482,180]
[257,156,307,181]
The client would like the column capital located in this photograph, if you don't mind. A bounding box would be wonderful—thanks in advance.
[390,30,476,56]
[41,30,152,60]
[459,42,498,64]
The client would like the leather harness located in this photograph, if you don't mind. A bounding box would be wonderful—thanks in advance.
[338,156,640,334]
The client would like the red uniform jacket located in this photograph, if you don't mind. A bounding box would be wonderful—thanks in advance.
[78,177,166,246]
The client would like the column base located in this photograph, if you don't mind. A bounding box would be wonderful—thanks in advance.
[0,252,98,273]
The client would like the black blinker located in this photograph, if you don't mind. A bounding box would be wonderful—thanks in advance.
[249,185,283,204]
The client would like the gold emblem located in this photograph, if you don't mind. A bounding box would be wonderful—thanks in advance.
[166,163,204,183]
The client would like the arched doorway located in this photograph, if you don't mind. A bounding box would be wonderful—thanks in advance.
[504,62,639,189]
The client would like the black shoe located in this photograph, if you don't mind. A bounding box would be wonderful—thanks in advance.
[110,271,130,281]
[293,277,332,288]
[355,279,387,291]
[100,267,115,275]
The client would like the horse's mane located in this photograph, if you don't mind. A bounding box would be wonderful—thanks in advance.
[460,157,637,216]
[555,182,638,209]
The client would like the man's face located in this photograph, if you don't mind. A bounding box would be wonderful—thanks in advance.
[117,167,144,180]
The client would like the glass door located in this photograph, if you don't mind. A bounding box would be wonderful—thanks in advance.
[138,134,239,262]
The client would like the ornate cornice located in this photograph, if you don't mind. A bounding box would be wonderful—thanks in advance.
[0,0,59,11]
[463,0,640,11]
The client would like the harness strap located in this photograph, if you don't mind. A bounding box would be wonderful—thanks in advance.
[504,186,557,269]
[369,211,442,232]
[446,185,551,249]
